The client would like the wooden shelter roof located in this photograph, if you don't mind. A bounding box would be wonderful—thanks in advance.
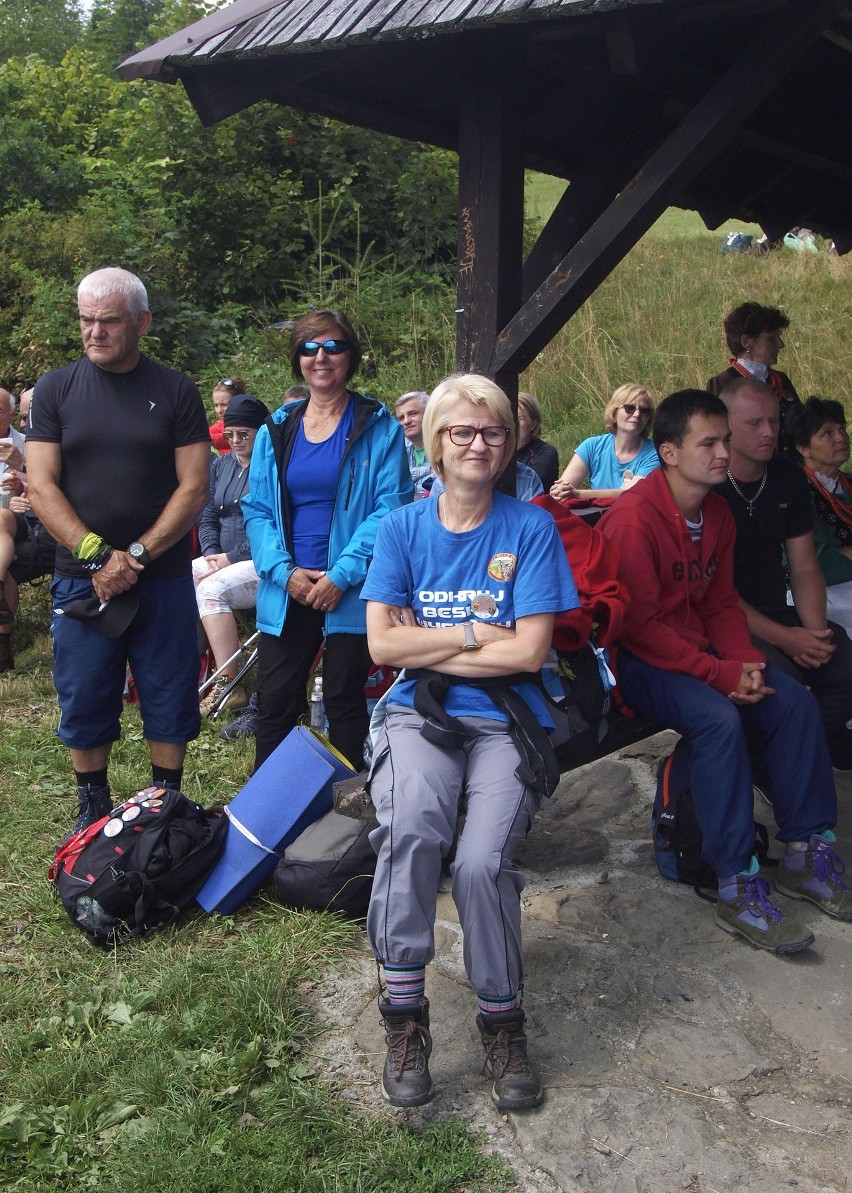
[120,0,852,250]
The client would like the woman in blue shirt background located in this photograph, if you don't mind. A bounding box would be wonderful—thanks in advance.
[550,382,659,501]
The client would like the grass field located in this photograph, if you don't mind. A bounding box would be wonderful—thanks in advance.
[0,594,510,1192]
[525,170,763,239]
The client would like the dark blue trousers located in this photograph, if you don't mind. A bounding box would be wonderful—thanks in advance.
[618,652,837,877]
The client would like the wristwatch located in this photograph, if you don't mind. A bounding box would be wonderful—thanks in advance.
[462,622,481,650]
[127,541,152,567]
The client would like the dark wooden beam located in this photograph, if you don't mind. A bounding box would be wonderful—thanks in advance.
[492,0,850,377]
[455,30,524,378]
[455,28,524,490]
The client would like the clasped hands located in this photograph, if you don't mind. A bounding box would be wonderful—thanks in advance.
[91,550,144,602]
[728,663,775,706]
[286,566,344,613]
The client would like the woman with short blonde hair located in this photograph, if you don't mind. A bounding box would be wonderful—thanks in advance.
[362,371,578,1113]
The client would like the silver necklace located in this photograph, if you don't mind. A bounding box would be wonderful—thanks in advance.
[726,468,767,517]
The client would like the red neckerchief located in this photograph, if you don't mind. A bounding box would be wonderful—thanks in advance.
[803,467,852,536]
[728,358,783,400]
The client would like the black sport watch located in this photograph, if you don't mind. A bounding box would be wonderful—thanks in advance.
[127,541,152,567]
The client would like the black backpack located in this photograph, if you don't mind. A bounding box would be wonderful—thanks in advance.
[652,738,773,895]
[50,788,227,948]
[272,809,376,918]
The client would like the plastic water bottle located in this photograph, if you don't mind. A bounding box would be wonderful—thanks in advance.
[309,677,325,731]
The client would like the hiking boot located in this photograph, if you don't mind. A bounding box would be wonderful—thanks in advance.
[59,785,113,846]
[220,692,258,741]
[379,997,434,1107]
[715,872,814,953]
[476,1008,543,1111]
[0,633,13,672]
[775,836,852,921]
[200,677,247,717]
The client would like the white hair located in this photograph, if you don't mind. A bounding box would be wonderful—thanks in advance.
[77,268,149,318]
[395,390,429,414]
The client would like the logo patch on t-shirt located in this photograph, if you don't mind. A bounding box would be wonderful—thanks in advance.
[470,593,498,618]
[488,553,517,581]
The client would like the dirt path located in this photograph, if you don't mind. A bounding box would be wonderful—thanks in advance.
[313,733,851,1193]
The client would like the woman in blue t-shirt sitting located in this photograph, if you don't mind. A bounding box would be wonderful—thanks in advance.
[362,373,578,1114]
[550,382,659,502]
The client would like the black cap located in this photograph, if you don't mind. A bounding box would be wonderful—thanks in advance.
[223,394,269,429]
[59,588,140,638]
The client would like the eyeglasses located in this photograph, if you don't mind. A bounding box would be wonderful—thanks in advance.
[443,425,510,447]
[222,429,254,442]
[622,404,652,418]
[298,340,350,356]
[217,378,239,390]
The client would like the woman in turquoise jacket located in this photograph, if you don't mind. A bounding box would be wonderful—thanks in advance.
[243,310,412,771]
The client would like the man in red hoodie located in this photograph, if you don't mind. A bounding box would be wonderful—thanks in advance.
[599,390,847,953]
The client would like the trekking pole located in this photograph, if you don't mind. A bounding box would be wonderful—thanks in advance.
[208,647,259,720]
[198,631,260,697]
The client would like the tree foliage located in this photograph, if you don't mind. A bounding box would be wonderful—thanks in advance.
[0,0,458,383]
[0,0,83,66]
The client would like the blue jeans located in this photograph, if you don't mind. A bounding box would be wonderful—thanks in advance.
[618,651,837,877]
[51,573,201,750]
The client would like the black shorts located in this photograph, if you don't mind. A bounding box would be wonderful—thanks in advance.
[9,517,56,584]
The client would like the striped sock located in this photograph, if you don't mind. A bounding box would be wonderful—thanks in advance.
[477,991,519,1016]
[383,963,426,1007]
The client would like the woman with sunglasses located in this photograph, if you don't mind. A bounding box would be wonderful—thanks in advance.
[208,375,246,453]
[194,394,269,715]
[550,382,658,501]
[361,373,578,1111]
[243,309,411,771]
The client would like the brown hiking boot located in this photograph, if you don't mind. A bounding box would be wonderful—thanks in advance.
[378,997,434,1107]
[476,1008,543,1111]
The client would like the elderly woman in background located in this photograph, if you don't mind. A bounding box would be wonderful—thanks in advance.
[707,302,801,440]
[550,382,658,501]
[515,391,559,490]
[194,394,269,716]
[362,373,578,1112]
[243,310,412,772]
[788,397,852,635]
[208,376,246,453]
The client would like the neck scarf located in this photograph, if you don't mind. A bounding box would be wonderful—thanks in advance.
[803,467,852,547]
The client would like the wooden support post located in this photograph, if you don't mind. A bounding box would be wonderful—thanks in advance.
[456,31,524,381]
[455,29,525,492]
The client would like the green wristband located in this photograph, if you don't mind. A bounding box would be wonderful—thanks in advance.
[73,532,106,562]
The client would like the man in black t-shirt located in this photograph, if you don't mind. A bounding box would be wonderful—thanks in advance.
[27,268,210,836]
[718,377,852,771]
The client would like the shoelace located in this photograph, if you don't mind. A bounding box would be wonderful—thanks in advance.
[742,875,783,923]
[811,841,848,890]
[386,1019,429,1081]
[485,1027,531,1078]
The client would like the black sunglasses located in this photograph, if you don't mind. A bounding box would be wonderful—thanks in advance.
[298,340,350,356]
[622,403,652,417]
[217,378,239,390]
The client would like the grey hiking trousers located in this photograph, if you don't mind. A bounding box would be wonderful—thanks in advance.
[366,706,538,1000]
